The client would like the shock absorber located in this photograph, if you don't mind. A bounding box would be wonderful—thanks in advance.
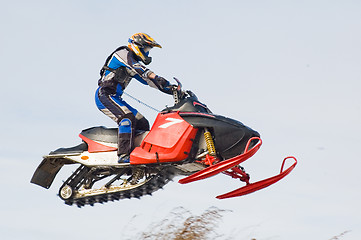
[204,128,216,156]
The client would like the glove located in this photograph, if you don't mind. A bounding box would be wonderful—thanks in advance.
[154,75,169,87]
[154,75,172,94]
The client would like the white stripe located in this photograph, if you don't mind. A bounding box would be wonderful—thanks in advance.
[159,118,184,128]
[100,109,118,123]
[135,112,144,120]
[114,52,128,66]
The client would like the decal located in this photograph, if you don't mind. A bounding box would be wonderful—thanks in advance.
[159,117,184,129]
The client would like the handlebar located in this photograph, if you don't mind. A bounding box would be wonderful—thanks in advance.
[171,77,197,105]
[172,77,184,104]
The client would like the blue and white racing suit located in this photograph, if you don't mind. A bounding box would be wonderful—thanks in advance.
[95,46,172,156]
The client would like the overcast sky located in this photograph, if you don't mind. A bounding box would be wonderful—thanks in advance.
[1,0,361,239]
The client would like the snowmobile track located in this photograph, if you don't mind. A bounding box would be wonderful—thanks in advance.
[60,165,175,208]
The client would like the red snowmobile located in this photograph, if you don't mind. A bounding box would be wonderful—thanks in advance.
[31,79,297,207]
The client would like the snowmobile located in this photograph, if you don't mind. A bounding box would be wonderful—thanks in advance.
[31,79,297,207]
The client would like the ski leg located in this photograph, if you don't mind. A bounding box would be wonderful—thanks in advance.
[216,156,297,199]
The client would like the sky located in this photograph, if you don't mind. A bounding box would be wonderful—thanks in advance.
[1,0,361,239]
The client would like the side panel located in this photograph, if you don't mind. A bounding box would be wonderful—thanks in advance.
[143,112,192,148]
[180,113,260,159]
[130,112,198,164]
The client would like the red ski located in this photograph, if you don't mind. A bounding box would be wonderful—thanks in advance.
[179,137,297,199]
[216,156,297,199]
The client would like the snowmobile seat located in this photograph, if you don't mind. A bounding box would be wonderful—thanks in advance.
[80,126,118,143]
[80,126,147,144]
[49,142,88,155]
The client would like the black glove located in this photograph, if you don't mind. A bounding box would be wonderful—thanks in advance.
[154,75,168,87]
[154,75,172,94]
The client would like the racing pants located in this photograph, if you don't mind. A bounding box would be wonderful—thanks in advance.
[95,87,149,156]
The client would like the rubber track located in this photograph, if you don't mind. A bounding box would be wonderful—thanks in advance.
[61,167,175,208]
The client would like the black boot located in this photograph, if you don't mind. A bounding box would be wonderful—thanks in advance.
[117,118,135,164]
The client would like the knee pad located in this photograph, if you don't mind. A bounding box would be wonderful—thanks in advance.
[119,118,132,134]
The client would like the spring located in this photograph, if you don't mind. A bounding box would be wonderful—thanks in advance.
[130,167,144,185]
[204,130,216,156]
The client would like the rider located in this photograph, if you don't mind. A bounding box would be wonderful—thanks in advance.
[95,33,173,163]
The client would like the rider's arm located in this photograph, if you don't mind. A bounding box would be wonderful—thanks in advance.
[148,73,173,95]
[131,63,173,95]
[148,72,156,79]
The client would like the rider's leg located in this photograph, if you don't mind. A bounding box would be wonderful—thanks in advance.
[95,87,146,161]
[117,114,135,161]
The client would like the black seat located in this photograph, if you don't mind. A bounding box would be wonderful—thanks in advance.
[49,142,88,155]
[80,126,118,143]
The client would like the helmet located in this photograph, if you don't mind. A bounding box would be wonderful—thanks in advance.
[128,33,162,65]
